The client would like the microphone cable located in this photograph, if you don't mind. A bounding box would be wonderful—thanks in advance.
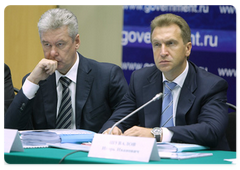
[59,150,82,164]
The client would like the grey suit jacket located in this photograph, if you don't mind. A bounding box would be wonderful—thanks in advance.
[5,53,128,132]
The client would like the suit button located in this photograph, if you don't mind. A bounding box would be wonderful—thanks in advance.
[20,103,26,111]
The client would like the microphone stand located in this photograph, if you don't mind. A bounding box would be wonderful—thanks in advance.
[109,93,163,134]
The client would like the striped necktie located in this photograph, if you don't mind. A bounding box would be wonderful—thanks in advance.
[160,81,177,127]
[56,77,73,129]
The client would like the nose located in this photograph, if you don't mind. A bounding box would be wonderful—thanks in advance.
[160,44,168,57]
[48,46,58,59]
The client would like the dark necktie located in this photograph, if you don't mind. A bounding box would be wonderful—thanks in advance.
[56,77,73,129]
[160,81,177,127]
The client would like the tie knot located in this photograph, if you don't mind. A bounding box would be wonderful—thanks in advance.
[60,77,71,88]
[165,81,177,91]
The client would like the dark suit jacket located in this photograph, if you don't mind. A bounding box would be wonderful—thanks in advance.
[4,64,15,113]
[5,53,128,132]
[100,61,230,150]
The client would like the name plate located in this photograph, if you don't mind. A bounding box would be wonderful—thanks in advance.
[2,129,23,153]
[88,134,160,162]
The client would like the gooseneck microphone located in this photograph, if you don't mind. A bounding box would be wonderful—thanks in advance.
[108,93,163,134]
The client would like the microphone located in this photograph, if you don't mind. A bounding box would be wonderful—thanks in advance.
[108,92,163,134]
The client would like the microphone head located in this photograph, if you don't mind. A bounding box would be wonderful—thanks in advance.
[153,93,163,101]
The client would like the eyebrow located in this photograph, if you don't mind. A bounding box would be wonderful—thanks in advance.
[41,40,48,43]
[152,38,178,43]
[41,40,66,44]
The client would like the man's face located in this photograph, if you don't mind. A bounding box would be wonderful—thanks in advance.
[151,24,192,81]
[40,26,80,75]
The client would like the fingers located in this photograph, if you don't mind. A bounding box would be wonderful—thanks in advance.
[42,60,58,75]
[102,127,123,135]
[124,126,153,138]
[28,59,58,84]
[102,126,153,138]
[123,126,137,136]
[102,129,110,134]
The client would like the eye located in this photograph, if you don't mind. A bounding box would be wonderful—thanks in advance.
[166,40,178,47]
[56,42,65,48]
[43,43,51,48]
[167,41,174,46]
[153,42,161,47]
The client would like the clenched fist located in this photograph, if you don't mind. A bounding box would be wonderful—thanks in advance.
[27,58,58,85]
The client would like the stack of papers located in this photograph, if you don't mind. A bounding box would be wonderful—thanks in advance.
[157,142,209,152]
[20,129,95,148]
[157,142,212,159]
[21,131,60,147]
[159,152,213,159]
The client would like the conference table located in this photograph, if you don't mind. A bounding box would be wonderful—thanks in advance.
[4,147,236,164]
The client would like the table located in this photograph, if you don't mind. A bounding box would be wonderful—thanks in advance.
[4,148,236,164]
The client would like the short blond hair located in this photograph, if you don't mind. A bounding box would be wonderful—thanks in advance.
[151,13,191,44]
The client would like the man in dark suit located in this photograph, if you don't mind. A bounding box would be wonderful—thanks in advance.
[4,8,128,132]
[4,64,15,113]
[100,13,229,150]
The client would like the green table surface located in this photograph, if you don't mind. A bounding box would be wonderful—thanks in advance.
[4,148,236,164]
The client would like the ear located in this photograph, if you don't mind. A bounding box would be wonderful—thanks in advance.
[75,34,80,49]
[185,42,192,57]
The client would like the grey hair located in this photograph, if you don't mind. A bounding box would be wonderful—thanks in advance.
[38,8,78,41]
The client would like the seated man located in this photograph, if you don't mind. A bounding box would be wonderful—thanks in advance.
[5,8,128,132]
[4,63,15,113]
[100,13,229,150]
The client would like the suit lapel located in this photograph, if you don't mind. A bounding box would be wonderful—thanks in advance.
[40,74,57,128]
[175,62,197,125]
[75,54,94,128]
[143,67,163,128]
[143,62,198,127]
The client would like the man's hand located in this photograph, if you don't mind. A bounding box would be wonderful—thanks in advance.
[102,127,123,135]
[123,126,154,138]
[27,59,58,84]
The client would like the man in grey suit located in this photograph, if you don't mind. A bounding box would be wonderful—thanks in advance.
[100,13,229,150]
[5,8,128,132]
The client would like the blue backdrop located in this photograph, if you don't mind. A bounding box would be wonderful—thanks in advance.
[121,5,236,106]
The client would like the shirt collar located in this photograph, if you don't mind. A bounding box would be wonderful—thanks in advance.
[55,52,79,85]
[162,61,189,88]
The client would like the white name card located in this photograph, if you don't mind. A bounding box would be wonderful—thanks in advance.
[4,129,24,153]
[88,134,160,162]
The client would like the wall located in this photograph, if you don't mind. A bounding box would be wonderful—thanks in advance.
[59,5,123,65]
[4,5,57,89]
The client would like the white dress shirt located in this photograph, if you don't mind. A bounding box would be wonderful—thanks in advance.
[161,61,189,142]
[22,53,79,129]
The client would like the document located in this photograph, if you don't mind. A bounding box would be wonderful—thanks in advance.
[20,129,95,148]
[157,142,209,152]
[48,143,91,152]
[159,152,213,159]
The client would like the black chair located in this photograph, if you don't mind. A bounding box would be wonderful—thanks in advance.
[226,102,236,151]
